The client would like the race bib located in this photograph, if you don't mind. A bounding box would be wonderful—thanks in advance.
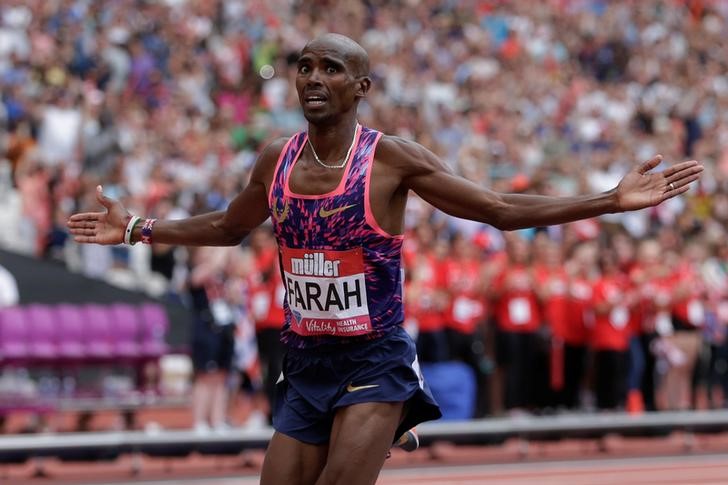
[509,297,531,325]
[610,306,629,329]
[453,296,483,324]
[687,300,704,326]
[251,292,271,320]
[655,311,673,336]
[281,246,372,336]
[210,299,235,326]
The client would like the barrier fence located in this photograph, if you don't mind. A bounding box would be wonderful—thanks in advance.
[3,410,728,464]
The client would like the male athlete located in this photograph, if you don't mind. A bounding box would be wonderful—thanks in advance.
[68,33,703,485]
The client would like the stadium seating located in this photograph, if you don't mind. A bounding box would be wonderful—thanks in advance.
[25,304,59,363]
[138,302,170,360]
[55,304,87,362]
[81,303,117,362]
[0,306,29,365]
[0,302,171,399]
[108,303,143,361]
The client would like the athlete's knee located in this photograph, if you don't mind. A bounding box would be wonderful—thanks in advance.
[315,461,378,485]
[315,440,387,485]
[314,466,340,485]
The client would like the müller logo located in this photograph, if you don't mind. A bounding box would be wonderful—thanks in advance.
[290,253,342,277]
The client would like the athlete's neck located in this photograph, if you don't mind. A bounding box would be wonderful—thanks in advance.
[307,120,358,162]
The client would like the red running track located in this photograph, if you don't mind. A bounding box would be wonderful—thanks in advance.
[6,432,728,484]
[17,453,728,485]
[376,455,728,485]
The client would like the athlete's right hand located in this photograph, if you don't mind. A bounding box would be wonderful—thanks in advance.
[67,185,131,245]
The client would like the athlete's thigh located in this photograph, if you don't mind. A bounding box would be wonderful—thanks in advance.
[315,401,404,485]
[260,431,328,485]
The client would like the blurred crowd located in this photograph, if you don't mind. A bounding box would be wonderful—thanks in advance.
[2,0,728,421]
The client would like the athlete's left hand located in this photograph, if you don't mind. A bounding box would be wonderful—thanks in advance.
[615,155,703,211]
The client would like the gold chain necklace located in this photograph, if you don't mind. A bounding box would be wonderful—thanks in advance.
[307,124,359,169]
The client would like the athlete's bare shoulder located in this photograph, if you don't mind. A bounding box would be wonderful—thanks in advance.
[256,137,291,167]
[375,134,450,181]
[375,135,423,165]
[250,136,292,185]
[375,135,434,173]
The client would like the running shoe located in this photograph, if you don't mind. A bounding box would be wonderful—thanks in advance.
[394,428,419,452]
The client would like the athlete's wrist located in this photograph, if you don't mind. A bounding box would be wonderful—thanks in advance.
[124,215,142,245]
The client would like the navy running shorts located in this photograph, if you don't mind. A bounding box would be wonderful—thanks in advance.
[272,326,442,445]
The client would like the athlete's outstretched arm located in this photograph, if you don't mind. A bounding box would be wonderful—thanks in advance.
[68,139,286,246]
[387,137,703,231]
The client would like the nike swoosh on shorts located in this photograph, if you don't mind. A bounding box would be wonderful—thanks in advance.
[346,383,380,392]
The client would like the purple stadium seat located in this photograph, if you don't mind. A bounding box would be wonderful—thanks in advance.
[25,304,59,362]
[82,304,115,361]
[0,306,29,364]
[138,303,170,359]
[55,304,87,361]
[108,303,142,360]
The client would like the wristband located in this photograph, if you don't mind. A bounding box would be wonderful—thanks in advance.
[124,216,142,245]
[140,218,157,245]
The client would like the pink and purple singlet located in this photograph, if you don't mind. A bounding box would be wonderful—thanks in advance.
[268,124,404,349]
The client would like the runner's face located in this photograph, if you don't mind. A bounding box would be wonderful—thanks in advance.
[296,45,365,124]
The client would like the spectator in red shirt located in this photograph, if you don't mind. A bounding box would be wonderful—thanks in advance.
[633,239,681,411]
[442,232,491,417]
[591,250,634,410]
[407,236,450,363]
[563,242,598,410]
[664,242,706,410]
[248,227,285,423]
[629,239,664,411]
[491,234,541,412]
[613,233,647,413]
[701,243,728,409]
[534,236,572,408]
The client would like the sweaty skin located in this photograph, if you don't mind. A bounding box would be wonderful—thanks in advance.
[68,33,703,485]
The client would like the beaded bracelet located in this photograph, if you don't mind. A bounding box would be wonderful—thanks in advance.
[124,215,142,245]
[140,218,157,245]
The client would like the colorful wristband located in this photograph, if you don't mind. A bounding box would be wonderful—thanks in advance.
[140,218,157,245]
[124,216,142,245]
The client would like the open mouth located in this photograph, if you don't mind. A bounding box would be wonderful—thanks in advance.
[304,94,328,106]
